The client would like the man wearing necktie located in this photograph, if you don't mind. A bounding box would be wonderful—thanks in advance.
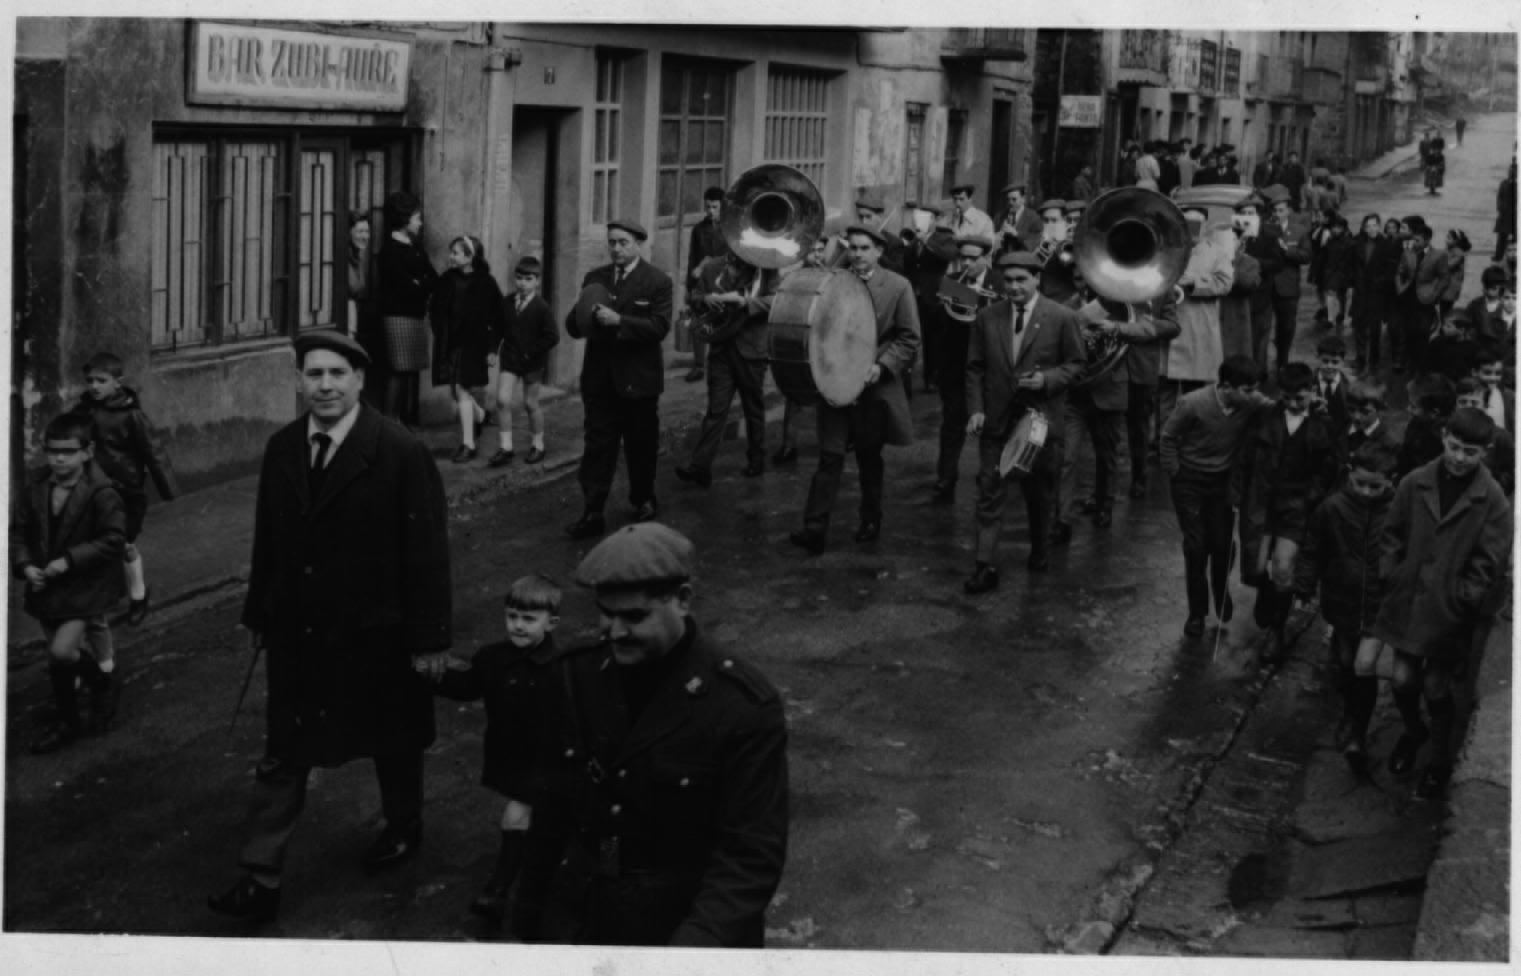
[211,330,452,924]
[788,225,920,554]
[565,218,674,540]
[963,251,1087,594]
[931,235,1003,504]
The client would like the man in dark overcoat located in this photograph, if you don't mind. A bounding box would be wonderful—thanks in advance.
[788,225,920,554]
[566,218,674,539]
[534,522,788,946]
[209,330,452,924]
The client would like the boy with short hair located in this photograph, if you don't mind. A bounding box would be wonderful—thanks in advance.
[1425,310,1481,382]
[432,574,565,938]
[1456,378,1515,495]
[9,413,128,752]
[1469,347,1513,433]
[1312,335,1351,430]
[1465,264,1510,347]
[1344,380,1397,457]
[1372,407,1512,798]
[1234,362,1344,660]
[489,257,560,467]
[69,352,178,624]
[1397,374,1457,481]
[1294,442,1399,772]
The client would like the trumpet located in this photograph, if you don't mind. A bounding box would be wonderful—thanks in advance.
[937,275,1000,322]
[1033,237,1075,267]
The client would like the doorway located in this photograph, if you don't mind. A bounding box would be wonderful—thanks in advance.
[511,107,576,386]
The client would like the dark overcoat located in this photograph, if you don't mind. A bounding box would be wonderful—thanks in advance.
[1292,485,1391,632]
[430,267,507,388]
[10,462,126,621]
[566,260,673,400]
[537,624,788,948]
[966,295,1088,444]
[817,267,921,453]
[242,405,452,767]
[68,388,178,500]
[1233,406,1343,581]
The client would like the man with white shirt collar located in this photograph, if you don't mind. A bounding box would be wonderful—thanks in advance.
[949,184,996,243]
[963,250,1087,594]
[211,330,453,924]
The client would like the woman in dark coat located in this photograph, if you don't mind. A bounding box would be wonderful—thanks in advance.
[431,234,506,462]
[375,191,439,426]
[1349,215,1402,370]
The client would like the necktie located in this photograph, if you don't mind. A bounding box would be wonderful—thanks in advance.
[614,268,626,290]
[1014,304,1026,335]
[309,432,332,495]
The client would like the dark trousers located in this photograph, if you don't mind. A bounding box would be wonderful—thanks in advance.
[689,345,766,471]
[1058,396,1124,521]
[936,376,969,486]
[690,332,708,370]
[1271,294,1301,370]
[1125,382,1157,486]
[1352,304,1384,367]
[1399,298,1438,371]
[1250,299,1275,372]
[238,752,424,876]
[1170,468,1235,620]
[579,393,660,513]
[974,432,1059,565]
[803,448,884,534]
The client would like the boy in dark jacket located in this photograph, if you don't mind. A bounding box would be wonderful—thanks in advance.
[1396,374,1456,481]
[1456,378,1515,495]
[1372,408,1512,799]
[70,352,178,626]
[433,574,565,938]
[1345,380,1398,457]
[1294,442,1398,771]
[1313,335,1351,431]
[1425,310,1481,383]
[1234,362,1344,660]
[9,413,128,752]
[489,256,560,467]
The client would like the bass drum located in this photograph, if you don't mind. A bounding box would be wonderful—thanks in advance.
[767,268,877,408]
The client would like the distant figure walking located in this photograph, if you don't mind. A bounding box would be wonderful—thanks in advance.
[1455,117,1467,147]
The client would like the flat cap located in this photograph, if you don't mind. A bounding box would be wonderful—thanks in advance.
[996,250,1044,271]
[576,522,696,588]
[845,224,888,247]
[606,217,648,241]
[855,192,887,213]
[1001,183,1027,196]
[954,235,994,253]
[1063,200,1089,215]
[294,329,370,369]
[1037,198,1067,214]
[1234,193,1266,213]
[514,256,542,275]
[1262,184,1291,205]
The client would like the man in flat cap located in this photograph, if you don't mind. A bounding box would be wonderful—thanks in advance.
[531,523,788,946]
[566,218,675,539]
[931,234,1005,504]
[854,192,906,273]
[900,201,957,391]
[964,251,1087,594]
[210,330,453,924]
[1035,199,1078,304]
[1233,193,1284,372]
[790,224,921,554]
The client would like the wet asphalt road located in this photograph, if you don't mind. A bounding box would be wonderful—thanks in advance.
[5,112,1512,955]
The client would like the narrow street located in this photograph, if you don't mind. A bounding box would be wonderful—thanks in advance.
[4,113,1512,963]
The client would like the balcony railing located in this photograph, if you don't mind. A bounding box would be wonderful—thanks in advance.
[942,28,1027,61]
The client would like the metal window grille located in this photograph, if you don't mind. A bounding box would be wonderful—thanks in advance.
[297,150,336,331]
[151,141,211,352]
[943,110,967,190]
[903,103,927,205]
[214,141,279,342]
[593,53,624,225]
[763,65,832,187]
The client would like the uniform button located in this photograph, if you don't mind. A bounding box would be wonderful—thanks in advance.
[680,777,691,787]
[565,748,576,758]
[618,769,628,779]
[611,804,622,815]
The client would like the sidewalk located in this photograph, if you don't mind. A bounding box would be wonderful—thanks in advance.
[5,359,775,664]
[1348,117,1458,182]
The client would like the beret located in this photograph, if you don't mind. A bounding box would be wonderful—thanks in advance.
[1037,199,1067,214]
[845,224,888,247]
[576,522,696,588]
[954,235,994,253]
[1001,183,1027,195]
[514,256,542,275]
[855,192,887,213]
[606,218,648,241]
[1063,200,1088,214]
[294,329,370,369]
[996,250,1044,271]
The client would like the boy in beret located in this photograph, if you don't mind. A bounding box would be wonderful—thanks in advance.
[531,523,788,946]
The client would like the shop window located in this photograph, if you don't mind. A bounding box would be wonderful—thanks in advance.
[592,52,625,226]
[764,65,834,188]
[657,59,732,225]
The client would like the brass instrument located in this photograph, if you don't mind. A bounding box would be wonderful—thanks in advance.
[937,275,1000,322]
[1070,187,1191,387]
[719,164,826,270]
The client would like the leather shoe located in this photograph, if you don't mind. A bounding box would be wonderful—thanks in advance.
[487,449,515,468]
[964,563,999,594]
[1183,616,1205,637]
[565,513,606,540]
[772,445,799,465]
[451,444,478,464]
[1050,521,1073,546]
[788,529,826,555]
[675,465,712,488]
[208,875,281,924]
[632,500,659,522]
[742,460,765,478]
[524,446,546,465]
[1026,551,1051,572]
[930,481,955,504]
[853,521,881,543]
[364,819,422,873]
[126,586,151,626]
[1388,729,1428,776]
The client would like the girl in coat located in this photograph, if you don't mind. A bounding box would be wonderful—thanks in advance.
[375,192,439,426]
[431,235,507,463]
[1348,214,1401,370]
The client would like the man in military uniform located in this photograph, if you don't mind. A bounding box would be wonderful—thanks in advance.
[534,523,789,947]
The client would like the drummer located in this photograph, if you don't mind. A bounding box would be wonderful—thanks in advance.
[788,224,920,555]
[932,235,1002,505]
[963,250,1088,594]
[854,192,905,274]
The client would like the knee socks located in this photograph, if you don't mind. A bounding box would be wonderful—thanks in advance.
[124,552,146,600]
